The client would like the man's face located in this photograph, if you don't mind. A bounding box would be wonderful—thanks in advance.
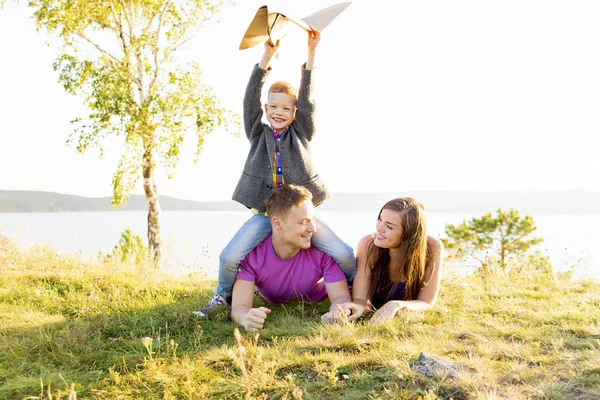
[265,92,296,131]
[278,199,316,250]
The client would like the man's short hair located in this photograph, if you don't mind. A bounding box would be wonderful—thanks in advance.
[269,81,298,99]
[266,184,313,218]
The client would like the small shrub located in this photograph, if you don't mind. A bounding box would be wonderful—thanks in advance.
[99,229,148,264]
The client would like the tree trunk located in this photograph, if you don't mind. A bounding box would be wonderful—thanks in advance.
[143,150,162,262]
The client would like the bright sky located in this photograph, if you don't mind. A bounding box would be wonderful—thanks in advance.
[1,0,599,202]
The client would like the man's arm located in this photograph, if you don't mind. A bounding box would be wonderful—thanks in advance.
[326,280,351,310]
[231,279,271,332]
[243,41,279,141]
[321,280,351,324]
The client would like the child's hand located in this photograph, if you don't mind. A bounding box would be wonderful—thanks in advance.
[259,39,280,70]
[308,28,321,51]
[264,39,280,59]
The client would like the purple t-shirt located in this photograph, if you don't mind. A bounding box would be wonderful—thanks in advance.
[236,235,346,304]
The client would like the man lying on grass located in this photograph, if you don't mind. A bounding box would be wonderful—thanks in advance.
[231,184,352,331]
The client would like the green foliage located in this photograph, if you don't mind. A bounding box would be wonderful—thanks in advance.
[443,208,544,272]
[99,228,148,264]
[512,250,553,277]
[26,0,238,207]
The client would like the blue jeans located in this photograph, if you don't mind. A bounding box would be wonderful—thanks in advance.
[216,214,356,297]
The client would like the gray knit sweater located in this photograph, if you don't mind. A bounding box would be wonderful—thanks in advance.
[232,64,330,213]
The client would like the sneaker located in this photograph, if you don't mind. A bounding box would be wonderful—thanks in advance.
[193,293,229,317]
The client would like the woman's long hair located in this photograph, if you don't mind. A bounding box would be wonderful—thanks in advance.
[367,198,429,307]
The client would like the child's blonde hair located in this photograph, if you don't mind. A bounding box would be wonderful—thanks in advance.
[269,81,298,99]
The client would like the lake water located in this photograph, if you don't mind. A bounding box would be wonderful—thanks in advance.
[1,211,598,279]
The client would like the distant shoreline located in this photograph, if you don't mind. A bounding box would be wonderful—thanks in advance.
[1,189,599,214]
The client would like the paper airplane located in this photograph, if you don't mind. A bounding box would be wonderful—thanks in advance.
[239,2,352,50]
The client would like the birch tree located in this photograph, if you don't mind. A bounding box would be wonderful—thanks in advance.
[23,0,235,261]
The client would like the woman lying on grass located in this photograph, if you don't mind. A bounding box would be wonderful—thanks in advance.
[343,197,444,323]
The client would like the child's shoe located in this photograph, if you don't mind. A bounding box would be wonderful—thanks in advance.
[193,293,229,317]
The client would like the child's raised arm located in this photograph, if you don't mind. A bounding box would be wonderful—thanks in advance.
[294,29,320,141]
[243,40,281,140]
[258,39,280,70]
[306,29,320,70]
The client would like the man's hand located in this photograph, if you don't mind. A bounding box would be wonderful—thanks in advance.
[370,301,404,324]
[321,303,352,325]
[243,306,271,331]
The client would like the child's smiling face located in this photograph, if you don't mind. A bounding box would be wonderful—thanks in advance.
[265,92,296,131]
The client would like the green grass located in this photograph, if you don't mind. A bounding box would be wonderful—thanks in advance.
[1,246,599,399]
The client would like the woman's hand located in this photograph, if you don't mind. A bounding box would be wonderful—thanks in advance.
[370,301,405,324]
[343,302,366,322]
